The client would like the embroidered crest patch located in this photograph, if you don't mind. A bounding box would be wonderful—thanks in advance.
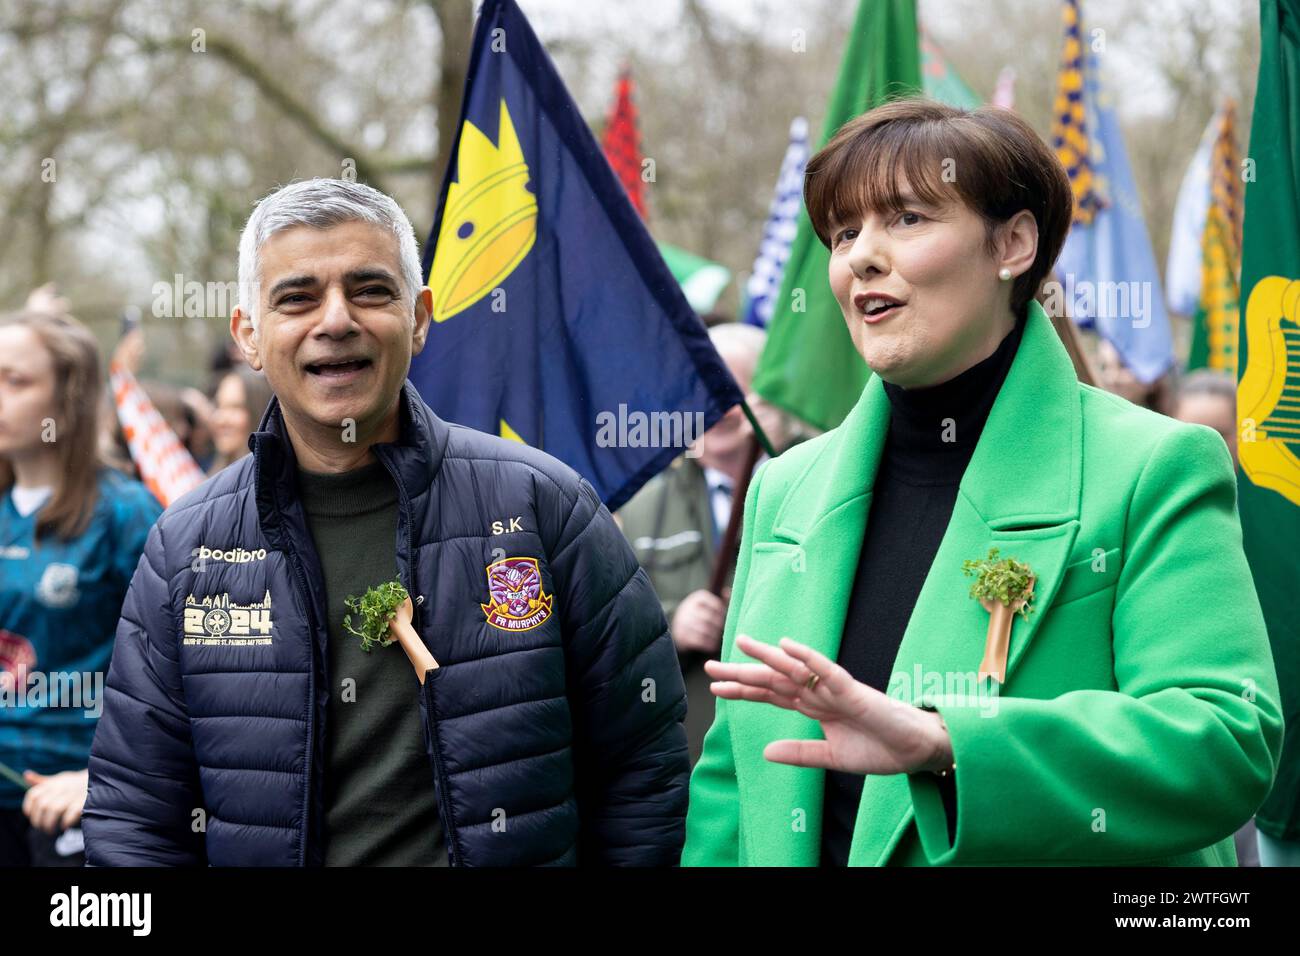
[481,557,553,631]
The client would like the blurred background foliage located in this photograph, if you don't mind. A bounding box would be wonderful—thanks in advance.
[0,0,1259,384]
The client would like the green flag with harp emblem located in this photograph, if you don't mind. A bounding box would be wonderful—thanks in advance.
[1237,0,1300,841]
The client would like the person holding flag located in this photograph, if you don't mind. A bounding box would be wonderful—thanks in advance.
[617,321,794,763]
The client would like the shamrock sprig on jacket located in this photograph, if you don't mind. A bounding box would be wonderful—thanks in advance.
[962,547,1036,620]
[343,580,410,653]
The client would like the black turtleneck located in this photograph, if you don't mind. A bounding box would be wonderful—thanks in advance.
[820,309,1027,867]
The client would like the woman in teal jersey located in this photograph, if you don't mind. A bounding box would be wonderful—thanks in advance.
[0,307,160,866]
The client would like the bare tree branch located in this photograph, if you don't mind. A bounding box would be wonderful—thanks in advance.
[131,32,439,189]
[427,0,474,194]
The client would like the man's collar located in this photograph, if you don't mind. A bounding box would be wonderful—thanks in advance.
[251,380,450,523]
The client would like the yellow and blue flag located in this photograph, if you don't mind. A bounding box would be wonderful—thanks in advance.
[1188,101,1244,374]
[411,0,742,510]
[1050,0,1104,227]
[1050,0,1174,383]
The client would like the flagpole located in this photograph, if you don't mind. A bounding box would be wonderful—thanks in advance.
[0,758,30,791]
[707,435,762,598]
[705,398,778,598]
[738,397,776,459]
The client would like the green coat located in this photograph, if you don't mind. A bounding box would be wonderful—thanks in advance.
[682,302,1284,866]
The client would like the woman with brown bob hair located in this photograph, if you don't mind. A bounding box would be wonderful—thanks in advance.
[682,100,1281,866]
[0,308,160,866]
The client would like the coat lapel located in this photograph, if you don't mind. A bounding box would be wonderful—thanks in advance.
[729,366,889,866]
[729,303,1084,866]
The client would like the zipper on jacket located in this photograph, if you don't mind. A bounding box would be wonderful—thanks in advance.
[255,426,327,865]
[278,523,323,867]
[422,672,463,866]
[374,446,450,862]
[374,447,424,635]
[269,494,325,868]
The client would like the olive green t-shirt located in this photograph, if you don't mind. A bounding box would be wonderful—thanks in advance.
[297,460,447,866]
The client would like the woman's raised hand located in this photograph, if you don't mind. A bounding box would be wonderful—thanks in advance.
[705,634,952,777]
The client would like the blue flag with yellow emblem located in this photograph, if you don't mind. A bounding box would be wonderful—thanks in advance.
[411,0,742,511]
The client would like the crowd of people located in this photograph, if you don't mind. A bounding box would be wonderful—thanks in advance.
[0,290,275,866]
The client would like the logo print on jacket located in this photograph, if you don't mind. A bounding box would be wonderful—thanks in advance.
[182,591,273,646]
[35,563,79,608]
[481,557,553,632]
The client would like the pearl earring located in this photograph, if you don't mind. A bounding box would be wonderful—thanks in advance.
[998,267,1013,281]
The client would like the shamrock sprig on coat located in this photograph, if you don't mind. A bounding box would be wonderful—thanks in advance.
[962,547,1036,620]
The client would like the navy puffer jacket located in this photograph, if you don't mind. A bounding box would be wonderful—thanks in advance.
[83,382,690,865]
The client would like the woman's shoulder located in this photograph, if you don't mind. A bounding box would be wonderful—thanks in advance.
[1077,381,1230,461]
[736,429,842,534]
[753,428,836,493]
[95,467,163,531]
[752,381,1235,510]
[1076,380,1173,431]
[1075,382,1237,498]
[96,466,155,503]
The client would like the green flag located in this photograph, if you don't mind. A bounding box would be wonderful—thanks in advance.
[920,27,982,109]
[1237,0,1300,842]
[751,0,922,431]
[657,240,732,313]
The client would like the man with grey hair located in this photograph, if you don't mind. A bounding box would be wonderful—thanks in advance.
[83,178,690,866]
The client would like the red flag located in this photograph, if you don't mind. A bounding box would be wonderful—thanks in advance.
[601,68,647,219]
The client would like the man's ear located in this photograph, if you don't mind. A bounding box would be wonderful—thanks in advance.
[230,306,263,371]
[411,287,433,356]
[998,210,1039,280]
